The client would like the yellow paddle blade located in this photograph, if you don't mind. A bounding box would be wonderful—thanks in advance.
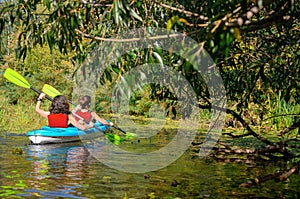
[3,68,31,89]
[42,84,62,98]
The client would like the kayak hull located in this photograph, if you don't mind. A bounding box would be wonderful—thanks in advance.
[27,122,110,145]
[28,136,81,145]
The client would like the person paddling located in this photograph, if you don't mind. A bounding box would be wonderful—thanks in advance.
[73,95,114,127]
[35,93,92,130]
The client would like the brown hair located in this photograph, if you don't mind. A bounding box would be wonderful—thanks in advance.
[79,95,91,109]
[49,95,70,114]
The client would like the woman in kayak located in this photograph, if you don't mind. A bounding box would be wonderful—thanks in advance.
[35,93,92,130]
[73,95,114,127]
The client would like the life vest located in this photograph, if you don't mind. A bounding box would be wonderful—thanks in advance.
[74,111,92,122]
[48,113,68,128]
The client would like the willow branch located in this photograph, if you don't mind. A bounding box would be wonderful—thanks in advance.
[198,101,272,145]
[225,109,273,145]
[153,0,208,20]
[223,132,252,138]
[199,99,299,158]
[263,114,300,121]
[240,164,298,187]
[226,1,299,33]
[279,121,300,136]
[215,144,295,157]
[75,28,203,42]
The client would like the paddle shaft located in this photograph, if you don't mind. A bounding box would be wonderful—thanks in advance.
[113,125,127,134]
[37,91,107,133]
[71,112,108,133]
[41,83,128,135]
[30,87,53,101]
[71,109,122,134]
[3,68,112,136]
[68,101,127,134]
[32,92,114,140]
[30,87,90,126]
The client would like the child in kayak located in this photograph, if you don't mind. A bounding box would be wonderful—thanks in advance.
[35,93,92,130]
[73,95,114,127]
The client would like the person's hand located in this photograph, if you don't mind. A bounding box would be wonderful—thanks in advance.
[109,122,114,126]
[74,105,82,112]
[39,93,46,99]
[87,123,94,129]
[37,93,46,102]
[88,121,95,127]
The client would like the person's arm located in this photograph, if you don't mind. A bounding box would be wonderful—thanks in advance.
[35,93,50,118]
[68,114,92,130]
[91,112,114,126]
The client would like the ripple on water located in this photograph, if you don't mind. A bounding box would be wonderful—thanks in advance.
[1,134,300,198]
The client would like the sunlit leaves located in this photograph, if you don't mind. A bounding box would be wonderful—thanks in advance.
[113,0,120,25]
[44,0,50,10]
[151,51,164,66]
[233,28,242,41]
[130,9,143,22]
[167,16,179,30]
[0,0,299,122]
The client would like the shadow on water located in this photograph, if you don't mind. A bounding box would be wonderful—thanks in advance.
[1,134,300,198]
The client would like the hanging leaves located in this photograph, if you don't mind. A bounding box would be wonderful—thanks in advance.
[167,16,179,30]
[44,0,50,10]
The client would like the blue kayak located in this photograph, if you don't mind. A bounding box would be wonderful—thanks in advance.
[27,122,110,144]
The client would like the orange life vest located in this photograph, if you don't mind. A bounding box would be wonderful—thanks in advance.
[74,111,92,122]
[48,113,68,128]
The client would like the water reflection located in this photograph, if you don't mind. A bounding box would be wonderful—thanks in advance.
[24,142,90,198]
[28,142,90,179]
[1,135,300,198]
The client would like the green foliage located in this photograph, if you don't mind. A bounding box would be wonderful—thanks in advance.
[268,92,299,131]
[0,0,299,140]
[3,44,74,96]
[148,192,156,199]
[0,0,300,191]
[129,85,158,117]
[0,44,75,132]
[0,95,49,132]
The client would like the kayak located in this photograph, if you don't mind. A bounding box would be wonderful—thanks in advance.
[27,122,111,145]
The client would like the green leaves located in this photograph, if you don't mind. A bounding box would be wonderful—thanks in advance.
[44,0,50,10]
[130,9,143,22]
[113,0,120,25]
[167,16,191,31]
[151,51,164,66]
[167,16,180,30]
[113,0,143,27]
[0,0,298,124]
[207,27,236,60]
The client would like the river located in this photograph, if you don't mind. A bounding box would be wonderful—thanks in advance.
[0,134,299,198]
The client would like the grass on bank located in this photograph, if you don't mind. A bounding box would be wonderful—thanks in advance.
[0,96,49,133]
[0,97,211,134]
[1,85,299,140]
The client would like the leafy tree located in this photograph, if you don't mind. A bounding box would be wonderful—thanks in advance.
[0,0,300,185]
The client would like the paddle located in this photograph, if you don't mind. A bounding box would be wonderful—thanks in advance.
[3,68,122,143]
[3,68,52,101]
[42,84,77,106]
[42,84,135,138]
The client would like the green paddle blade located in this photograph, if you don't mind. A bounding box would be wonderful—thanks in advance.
[105,133,124,145]
[3,68,31,89]
[42,84,61,98]
[125,132,137,139]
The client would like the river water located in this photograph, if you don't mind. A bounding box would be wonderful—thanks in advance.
[0,134,299,198]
